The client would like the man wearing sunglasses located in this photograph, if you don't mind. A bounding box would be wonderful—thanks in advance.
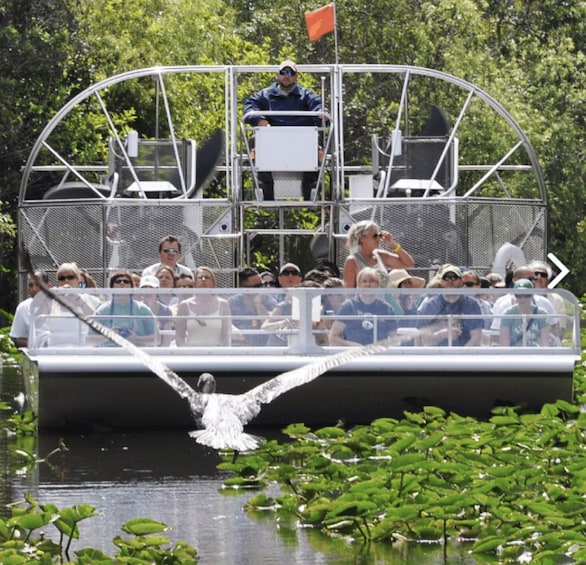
[416,265,483,346]
[141,234,193,279]
[243,60,325,200]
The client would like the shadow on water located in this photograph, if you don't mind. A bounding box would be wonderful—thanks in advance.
[2,363,478,564]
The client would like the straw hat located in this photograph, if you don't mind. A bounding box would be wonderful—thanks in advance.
[387,269,426,289]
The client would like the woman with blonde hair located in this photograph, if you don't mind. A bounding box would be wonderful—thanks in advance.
[343,220,414,288]
[175,267,231,346]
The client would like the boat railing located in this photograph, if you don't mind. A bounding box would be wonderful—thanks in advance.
[26,286,581,358]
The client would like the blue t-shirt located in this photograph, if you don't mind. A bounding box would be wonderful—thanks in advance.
[93,298,156,344]
[337,296,398,345]
[417,295,482,346]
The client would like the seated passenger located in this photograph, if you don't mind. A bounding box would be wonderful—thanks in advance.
[175,267,231,346]
[499,279,549,347]
[416,265,483,346]
[262,280,323,346]
[386,269,426,327]
[90,271,157,347]
[141,234,193,278]
[229,268,276,346]
[137,275,174,346]
[155,264,179,308]
[461,270,493,329]
[29,263,96,348]
[329,268,398,346]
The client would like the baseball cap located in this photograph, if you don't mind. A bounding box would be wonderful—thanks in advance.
[440,265,462,278]
[139,275,160,288]
[279,60,297,73]
[513,278,534,289]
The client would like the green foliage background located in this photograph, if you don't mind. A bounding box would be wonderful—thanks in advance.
[1,0,585,316]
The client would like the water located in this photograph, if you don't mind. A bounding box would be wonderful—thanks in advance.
[1,361,477,564]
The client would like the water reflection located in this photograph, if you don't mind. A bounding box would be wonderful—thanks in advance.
[2,363,478,564]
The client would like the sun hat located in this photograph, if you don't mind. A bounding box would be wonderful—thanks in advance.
[139,275,160,288]
[513,278,534,289]
[440,265,462,278]
[387,269,426,289]
[279,60,297,73]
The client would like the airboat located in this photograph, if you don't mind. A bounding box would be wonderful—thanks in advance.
[17,64,581,429]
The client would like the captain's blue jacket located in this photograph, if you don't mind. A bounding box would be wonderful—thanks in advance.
[243,82,323,127]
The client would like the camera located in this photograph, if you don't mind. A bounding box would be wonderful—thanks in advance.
[114,327,131,338]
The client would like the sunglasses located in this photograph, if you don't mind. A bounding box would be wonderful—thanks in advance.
[58,274,76,281]
[534,271,548,279]
[280,269,300,276]
[279,68,296,77]
[372,232,382,239]
[442,274,460,281]
[113,278,132,285]
[161,248,180,254]
[463,281,480,287]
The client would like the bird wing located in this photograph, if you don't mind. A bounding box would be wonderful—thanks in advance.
[22,248,205,416]
[240,338,396,421]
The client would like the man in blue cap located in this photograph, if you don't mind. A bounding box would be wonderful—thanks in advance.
[243,60,324,200]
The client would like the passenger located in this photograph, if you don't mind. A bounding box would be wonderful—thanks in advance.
[303,268,331,285]
[461,270,493,329]
[528,259,568,341]
[155,264,178,308]
[329,267,398,346]
[10,271,50,348]
[90,270,157,347]
[343,220,414,288]
[175,267,231,347]
[141,235,193,278]
[229,268,276,346]
[416,265,483,346]
[243,60,324,201]
[490,265,557,334]
[176,273,195,288]
[30,263,97,347]
[262,280,323,346]
[277,262,303,289]
[137,275,174,346]
[322,277,345,316]
[386,269,426,328]
[260,271,276,287]
[499,279,549,347]
[79,269,97,289]
[485,272,503,288]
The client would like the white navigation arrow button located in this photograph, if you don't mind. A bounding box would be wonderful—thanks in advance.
[547,253,569,288]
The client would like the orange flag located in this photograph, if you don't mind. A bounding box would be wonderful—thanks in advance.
[305,3,336,42]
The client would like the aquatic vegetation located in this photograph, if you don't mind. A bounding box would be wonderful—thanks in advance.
[232,349,586,563]
[0,493,199,564]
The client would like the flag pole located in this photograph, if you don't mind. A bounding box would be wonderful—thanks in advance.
[333,2,339,64]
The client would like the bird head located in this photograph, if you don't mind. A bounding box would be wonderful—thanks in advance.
[197,373,216,394]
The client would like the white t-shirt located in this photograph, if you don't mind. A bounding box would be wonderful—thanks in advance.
[10,297,33,339]
[141,262,193,278]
